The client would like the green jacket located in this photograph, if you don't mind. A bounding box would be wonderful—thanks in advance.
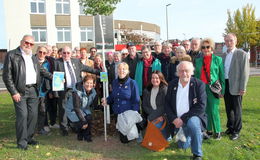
[135,58,161,96]
[194,54,225,95]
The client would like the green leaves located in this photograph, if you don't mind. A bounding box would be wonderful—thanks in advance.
[78,0,121,16]
[224,4,258,48]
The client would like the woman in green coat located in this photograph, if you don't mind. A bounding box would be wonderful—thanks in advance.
[194,38,225,140]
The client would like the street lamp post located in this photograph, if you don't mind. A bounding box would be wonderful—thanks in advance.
[166,3,171,42]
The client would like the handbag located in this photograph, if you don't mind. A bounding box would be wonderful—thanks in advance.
[141,119,169,152]
[203,62,222,98]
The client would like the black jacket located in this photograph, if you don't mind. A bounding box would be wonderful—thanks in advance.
[53,58,100,98]
[2,47,52,96]
[165,77,207,130]
[142,85,167,121]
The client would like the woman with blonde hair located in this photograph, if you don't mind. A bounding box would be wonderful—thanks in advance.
[194,38,225,140]
[168,46,191,81]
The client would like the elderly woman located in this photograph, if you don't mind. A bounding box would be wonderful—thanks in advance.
[107,52,122,91]
[142,71,171,139]
[135,45,161,96]
[194,38,225,140]
[102,62,141,143]
[157,42,173,82]
[66,75,97,142]
[168,46,191,81]
[80,48,94,78]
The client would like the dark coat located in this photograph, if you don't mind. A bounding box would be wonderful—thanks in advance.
[123,53,142,79]
[2,47,52,96]
[53,58,100,98]
[165,77,207,130]
[142,85,167,121]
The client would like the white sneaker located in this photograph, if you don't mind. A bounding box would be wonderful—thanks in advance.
[43,126,51,132]
[50,123,60,129]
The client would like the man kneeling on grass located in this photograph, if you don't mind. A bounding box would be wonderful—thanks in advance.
[165,61,207,160]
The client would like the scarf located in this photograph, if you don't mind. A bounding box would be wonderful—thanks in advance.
[143,56,153,87]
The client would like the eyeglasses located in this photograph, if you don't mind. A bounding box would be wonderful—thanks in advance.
[90,50,96,52]
[62,52,71,55]
[38,51,47,55]
[24,41,34,47]
[201,46,210,49]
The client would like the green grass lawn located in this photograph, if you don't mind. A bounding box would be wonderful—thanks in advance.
[0,77,259,160]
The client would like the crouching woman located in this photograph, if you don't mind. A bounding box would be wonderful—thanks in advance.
[66,75,97,142]
[102,62,142,143]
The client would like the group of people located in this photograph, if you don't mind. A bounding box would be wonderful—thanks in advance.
[2,33,250,160]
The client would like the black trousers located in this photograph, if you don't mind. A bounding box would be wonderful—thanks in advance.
[75,115,92,140]
[13,86,38,147]
[57,89,73,132]
[46,96,58,126]
[224,80,242,134]
[37,97,46,131]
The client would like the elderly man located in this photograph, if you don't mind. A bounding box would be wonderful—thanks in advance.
[223,33,250,140]
[53,46,100,136]
[152,41,162,58]
[189,38,203,65]
[123,42,141,79]
[182,40,191,55]
[165,61,207,160]
[2,35,52,150]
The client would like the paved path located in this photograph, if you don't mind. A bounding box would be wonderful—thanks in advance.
[0,68,260,91]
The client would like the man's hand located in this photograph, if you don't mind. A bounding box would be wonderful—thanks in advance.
[239,90,246,96]
[173,118,183,128]
[12,93,21,102]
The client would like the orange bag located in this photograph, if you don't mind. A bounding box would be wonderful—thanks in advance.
[141,119,169,151]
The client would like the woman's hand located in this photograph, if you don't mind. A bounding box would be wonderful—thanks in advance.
[219,94,224,98]
[101,98,107,106]
[82,124,88,129]
[156,116,164,122]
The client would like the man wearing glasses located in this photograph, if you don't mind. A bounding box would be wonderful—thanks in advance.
[2,35,52,150]
[53,46,100,136]
[89,47,97,60]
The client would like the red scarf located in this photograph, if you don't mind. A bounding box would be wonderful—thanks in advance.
[200,54,212,84]
[143,56,153,87]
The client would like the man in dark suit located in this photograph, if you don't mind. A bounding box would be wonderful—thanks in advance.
[2,35,52,150]
[165,61,207,160]
[223,33,250,140]
[53,46,100,136]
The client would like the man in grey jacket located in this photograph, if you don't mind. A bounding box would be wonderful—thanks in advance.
[223,33,250,140]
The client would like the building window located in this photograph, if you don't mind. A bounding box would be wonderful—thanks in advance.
[32,27,47,42]
[57,27,71,42]
[80,27,93,42]
[56,0,70,14]
[30,0,45,14]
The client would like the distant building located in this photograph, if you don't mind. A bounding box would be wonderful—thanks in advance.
[2,0,160,52]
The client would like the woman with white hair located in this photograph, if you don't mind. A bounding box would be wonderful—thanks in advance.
[168,46,191,81]
[194,38,225,140]
[102,62,141,143]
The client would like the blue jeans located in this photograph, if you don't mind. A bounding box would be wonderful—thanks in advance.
[154,120,171,141]
[177,116,203,156]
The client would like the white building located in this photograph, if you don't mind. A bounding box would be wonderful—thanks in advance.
[2,0,160,51]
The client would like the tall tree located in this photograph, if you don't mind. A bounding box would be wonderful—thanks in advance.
[78,0,121,141]
[224,4,258,49]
